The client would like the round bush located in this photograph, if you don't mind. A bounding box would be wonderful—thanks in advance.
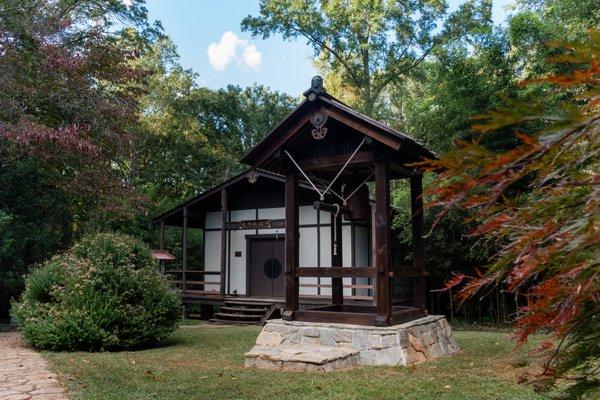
[12,233,181,351]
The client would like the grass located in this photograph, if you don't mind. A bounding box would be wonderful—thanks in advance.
[44,321,545,400]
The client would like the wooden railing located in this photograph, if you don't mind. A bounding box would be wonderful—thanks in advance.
[165,270,222,297]
[298,282,374,301]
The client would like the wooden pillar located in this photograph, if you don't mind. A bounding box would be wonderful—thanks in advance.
[284,169,299,319]
[182,207,188,295]
[159,220,165,273]
[411,173,426,309]
[374,159,391,326]
[220,189,227,297]
[331,184,343,305]
[159,220,165,250]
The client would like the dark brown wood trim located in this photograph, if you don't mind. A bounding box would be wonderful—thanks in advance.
[284,170,299,317]
[295,267,376,278]
[182,207,188,295]
[224,219,285,230]
[227,213,231,294]
[374,158,392,326]
[220,189,227,297]
[253,113,313,168]
[202,228,207,291]
[159,220,165,250]
[351,219,357,297]
[331,185,343,305]
[323,107,402,151]
[316,209,321,296]
[298,151,374,171]
[245,233,286,240]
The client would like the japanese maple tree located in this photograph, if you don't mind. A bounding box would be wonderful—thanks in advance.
[422,31,599,397]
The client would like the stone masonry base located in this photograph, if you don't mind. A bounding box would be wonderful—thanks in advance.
[244,315,459,371]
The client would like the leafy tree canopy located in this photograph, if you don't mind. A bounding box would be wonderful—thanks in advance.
[242,0,493,116]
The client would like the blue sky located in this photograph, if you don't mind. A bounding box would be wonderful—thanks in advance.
[144,0,513,96]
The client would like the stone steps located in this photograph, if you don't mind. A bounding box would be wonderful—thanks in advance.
[210,300,278,325]
[245,344,359,372]
[219,306,268,314]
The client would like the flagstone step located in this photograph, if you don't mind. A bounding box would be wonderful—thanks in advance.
[245,344,359,372]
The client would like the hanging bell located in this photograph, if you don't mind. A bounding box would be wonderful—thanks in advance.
[345,183,370,221]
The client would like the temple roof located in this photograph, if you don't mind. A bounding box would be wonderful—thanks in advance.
[241,76,436,172]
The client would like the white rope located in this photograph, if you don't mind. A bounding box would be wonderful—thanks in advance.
[284,149,324,198]
[344,171,374,202]
[322,137,366,200]
[284,137,371,207]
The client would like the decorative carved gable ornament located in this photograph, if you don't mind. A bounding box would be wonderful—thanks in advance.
[247,172,258,183]
[310,111,328,140]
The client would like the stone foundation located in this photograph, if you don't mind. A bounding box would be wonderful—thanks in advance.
[245,315,459,370]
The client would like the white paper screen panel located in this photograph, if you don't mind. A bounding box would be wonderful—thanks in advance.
[299,227,318,295]
[203,230,221,287]
[228,229,253,295]
[230,209,255,222]
[299,205,317,225]
[205,211,221,229]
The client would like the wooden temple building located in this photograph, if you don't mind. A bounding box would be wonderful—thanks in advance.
[154,76,436,326]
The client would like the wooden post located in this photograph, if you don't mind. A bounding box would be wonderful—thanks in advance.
[220,189,227,297]
[374,158,391,326]
[331,184,343,306]
[182,207,188,295]
[159,220,165,250]
[159,220,165,273]
[411,173,426,309]
[284,169,299,319]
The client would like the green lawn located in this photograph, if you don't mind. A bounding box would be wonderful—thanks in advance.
[45,322,545,400]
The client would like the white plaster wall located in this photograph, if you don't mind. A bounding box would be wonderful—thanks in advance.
[227,210,256,295]
[319,226,332,296]
[205,211,221,229]
[299,205,317,225]
[299,227,318,295]
[354,225,371,297]
[342,225,352,296]
[203,230,221,290]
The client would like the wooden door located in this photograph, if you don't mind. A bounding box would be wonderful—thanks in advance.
[248,237,285,297]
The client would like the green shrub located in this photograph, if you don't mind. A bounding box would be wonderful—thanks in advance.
[12,233,181,351]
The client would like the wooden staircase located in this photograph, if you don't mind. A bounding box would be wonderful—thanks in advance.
[210,300,280,325]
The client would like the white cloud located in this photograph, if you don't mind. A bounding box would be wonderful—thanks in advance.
[207,31,262,71]
[121,0,133,6]
[242,45,262,70]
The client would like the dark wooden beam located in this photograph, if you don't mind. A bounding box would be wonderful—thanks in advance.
[374,158,392,326]
[220,189,227,297]
[295,267,376,278]
[253,113,312,168]
[331,184,343,305]
[411,173,426,309]
[323,107,402,151]
[284,170,299,319]
[182,207,188,295]
[159,220,166,274]
[298,151,374,171]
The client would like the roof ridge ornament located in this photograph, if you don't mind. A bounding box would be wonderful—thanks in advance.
[303,76,326,101]
[310,111,328,140]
